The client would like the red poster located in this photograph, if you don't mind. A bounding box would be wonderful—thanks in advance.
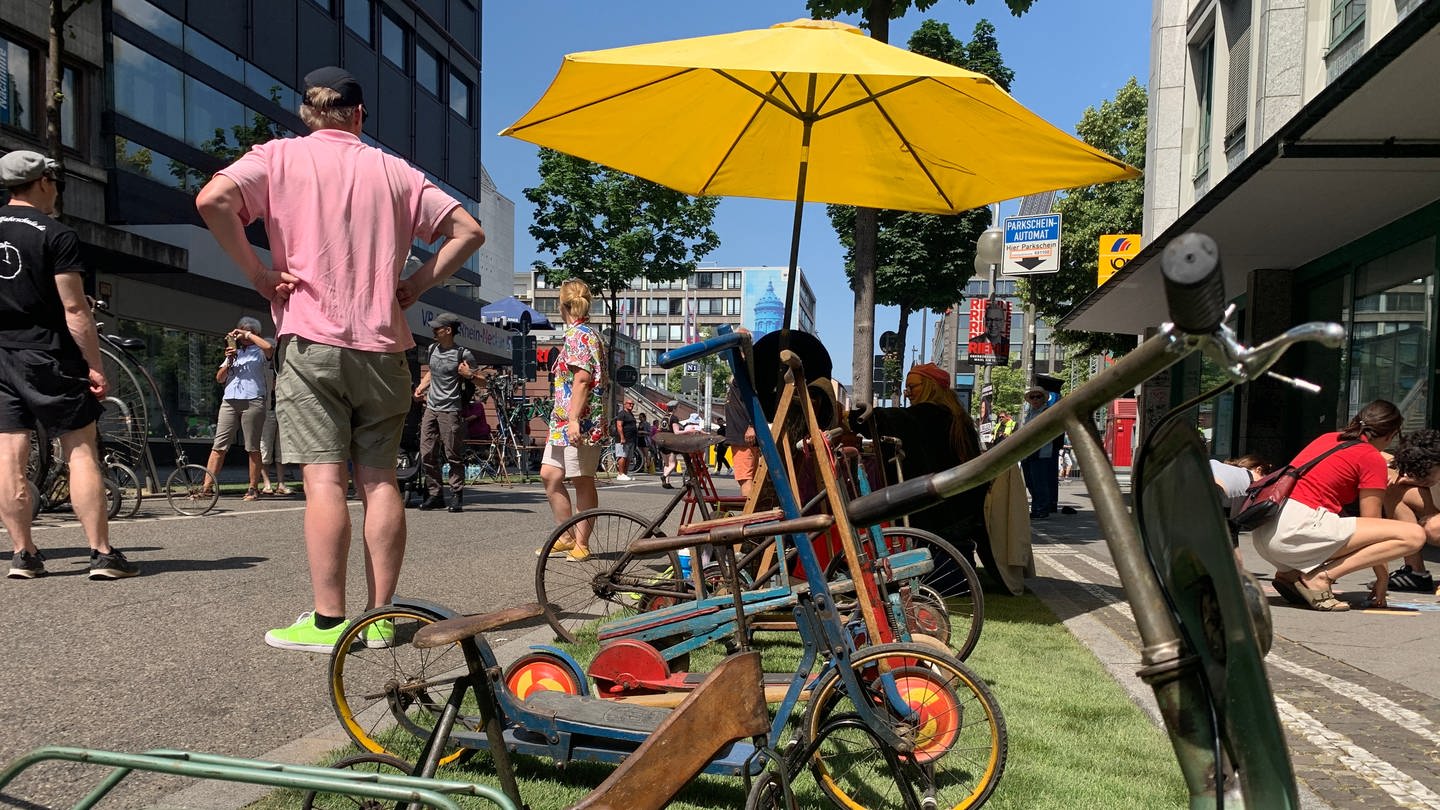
[966,298,1011,365]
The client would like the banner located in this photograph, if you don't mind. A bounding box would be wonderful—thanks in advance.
[966,298,1011,366]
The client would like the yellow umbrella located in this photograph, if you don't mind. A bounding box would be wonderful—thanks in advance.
[503,18,1140,322]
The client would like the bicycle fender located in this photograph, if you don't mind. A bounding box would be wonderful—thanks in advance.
[388,596,460,620]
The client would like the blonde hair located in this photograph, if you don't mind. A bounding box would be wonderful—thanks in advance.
[906,372,981,462]
[558,279,594,323]
[299,86,359,131]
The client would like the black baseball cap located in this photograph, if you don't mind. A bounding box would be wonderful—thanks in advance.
[303,66,365,107]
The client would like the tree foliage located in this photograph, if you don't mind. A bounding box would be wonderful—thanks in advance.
[825,19,1010,390]
[806,0,1036,24]
[1022,77,1148,356]
[526,149,720,296]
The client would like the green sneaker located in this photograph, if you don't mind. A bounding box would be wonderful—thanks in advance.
[362,619,395,649]
[264,612,346,653]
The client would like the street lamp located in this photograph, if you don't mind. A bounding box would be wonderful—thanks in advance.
[974,227,1004,446]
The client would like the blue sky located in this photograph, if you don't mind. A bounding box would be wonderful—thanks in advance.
[481,0,1151,385]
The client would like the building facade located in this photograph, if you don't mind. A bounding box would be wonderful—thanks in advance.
[1063,0,1440,463]
[2,0,515,453]
[928,276,1069,403]
[518,267,818,387]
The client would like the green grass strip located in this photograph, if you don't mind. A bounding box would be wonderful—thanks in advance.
[248,590,1185,809]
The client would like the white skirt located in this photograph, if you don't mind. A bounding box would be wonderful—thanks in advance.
[1251,499,1355,573]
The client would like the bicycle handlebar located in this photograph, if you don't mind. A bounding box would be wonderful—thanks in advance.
[848,232,1344,527]
[657,330,751,369]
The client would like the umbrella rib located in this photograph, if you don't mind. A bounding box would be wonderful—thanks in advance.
[813,76,927,121]
[813,75,848,115]
[850,74,958,211]
[711,70,803,119]
[505,67,699,134]
[698,81,776,196]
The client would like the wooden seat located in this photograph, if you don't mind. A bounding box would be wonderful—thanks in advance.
[678,507,784,536]
[413,603,546,649]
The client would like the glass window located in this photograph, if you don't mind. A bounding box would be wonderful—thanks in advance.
[726,297,741,316]
[415,42,439,95]
[60,67,79,149]
[115,135,198,190]
[1330,0,1366,44]
[668,325,682,341]
[669,298,684,316]
[448,70,471,120]
[183,28,243,82]
[1348,237,1434,429]
[1194,36,1215,177]
[184,75,244,151]
[113,38,185,141]
[344,0,373,42]
[116,318,225,439]
[244,64,297,110]
[380,10,407,68]
[307,0,333,11]
[1,36,33,131]
[113,0,183,46]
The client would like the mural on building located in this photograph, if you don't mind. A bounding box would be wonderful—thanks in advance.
[742,269,786,341]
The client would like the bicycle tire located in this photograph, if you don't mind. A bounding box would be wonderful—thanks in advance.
[826,528,985,662]
[104,473,122,520]
[330,605,478,765]
[300,752,413,810]
[98,346,151,472]
[535,507,684,644]
[803,643,1007,810]
[599,447,619,475]
[26,423,49,494]
[106,462,144,519]
[165,464,218,515]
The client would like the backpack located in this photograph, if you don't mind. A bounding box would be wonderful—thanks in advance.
[429,344,477,405]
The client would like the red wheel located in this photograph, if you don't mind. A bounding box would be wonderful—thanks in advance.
[890,668,962,764]
[504,651,583,700]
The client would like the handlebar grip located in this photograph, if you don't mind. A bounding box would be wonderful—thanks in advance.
[846,474,939,527]
[1160,233,1227,334]
[657,332,747,369]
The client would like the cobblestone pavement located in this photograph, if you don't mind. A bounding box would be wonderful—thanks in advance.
[1035,478,1440,810]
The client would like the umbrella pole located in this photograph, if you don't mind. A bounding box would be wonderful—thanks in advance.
[781,79,817,336]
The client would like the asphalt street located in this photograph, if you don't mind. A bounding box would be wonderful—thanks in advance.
[5,471,1440,808]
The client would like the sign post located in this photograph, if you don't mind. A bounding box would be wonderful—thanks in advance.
[1002,214,1062,275]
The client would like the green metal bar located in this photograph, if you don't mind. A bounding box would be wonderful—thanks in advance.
[1,746,517,810]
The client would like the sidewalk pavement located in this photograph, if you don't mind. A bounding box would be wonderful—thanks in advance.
[1030,475,1440,810]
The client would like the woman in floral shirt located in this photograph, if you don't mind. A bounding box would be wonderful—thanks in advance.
[538,279,607,562]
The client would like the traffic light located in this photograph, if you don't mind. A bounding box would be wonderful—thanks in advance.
[511,334,538,381]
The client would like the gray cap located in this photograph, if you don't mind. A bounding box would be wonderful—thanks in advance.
[666,400,679,409]
[431,313,463,330]
[0,150,59,188]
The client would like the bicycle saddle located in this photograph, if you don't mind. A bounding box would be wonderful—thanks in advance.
[654,432,722,454]
[108,336,145,351]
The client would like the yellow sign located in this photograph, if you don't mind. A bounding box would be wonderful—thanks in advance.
[1098,234,1142,286]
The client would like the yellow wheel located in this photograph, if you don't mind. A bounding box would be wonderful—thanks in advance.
[803,644,1007,810]
[330,605,478,765]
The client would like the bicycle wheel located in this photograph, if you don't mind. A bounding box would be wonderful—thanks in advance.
[825,529,984,662]
[106,462,143,519]
[165,464,218,515]
[26,424,49,493]
[97,347,151,471]
[300,752,413,810]
[803,643,1007,810]
[331,605,478,765]
[104,473,122,520]
[600,448,618,475]
[535,508,684,644]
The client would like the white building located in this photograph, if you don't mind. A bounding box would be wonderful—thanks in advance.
[1064,0,1440,462]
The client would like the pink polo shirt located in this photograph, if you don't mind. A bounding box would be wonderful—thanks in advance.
[216,129,460,352]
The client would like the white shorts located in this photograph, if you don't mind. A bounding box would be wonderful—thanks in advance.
[542,443,601,479]
[1251,499,1355,573]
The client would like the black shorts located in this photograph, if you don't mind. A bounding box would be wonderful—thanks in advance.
[0,346,103,434]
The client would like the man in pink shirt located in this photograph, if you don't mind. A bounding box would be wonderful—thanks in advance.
[196,66,485,652]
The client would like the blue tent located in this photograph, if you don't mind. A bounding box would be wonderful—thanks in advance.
[481,297,553,331]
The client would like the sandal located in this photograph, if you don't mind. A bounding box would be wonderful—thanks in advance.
[1272,577,1307,606]
[1294,580,1350,612]
[242,488,260,502]
[274,485,292,496]
[260,486,276,496]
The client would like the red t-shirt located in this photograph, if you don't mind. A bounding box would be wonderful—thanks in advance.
[1286,431,1387,514]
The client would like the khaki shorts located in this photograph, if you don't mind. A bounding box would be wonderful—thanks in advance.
[275,338,412,468]
[1252,499,1355,573]
[213,398,265,452]
[541,442,601,479]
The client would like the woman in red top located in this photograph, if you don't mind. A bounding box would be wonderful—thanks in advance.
[1255,400,1435,611]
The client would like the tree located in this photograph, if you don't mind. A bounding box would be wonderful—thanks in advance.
[806,0,1037,403]
[826,19,1012,392]
[1023,77,1147,357]
[526,149,720,413]
[43,0,96,216]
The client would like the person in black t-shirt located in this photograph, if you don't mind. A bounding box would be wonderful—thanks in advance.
[613,397,639,481]
[0,150,138,580]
